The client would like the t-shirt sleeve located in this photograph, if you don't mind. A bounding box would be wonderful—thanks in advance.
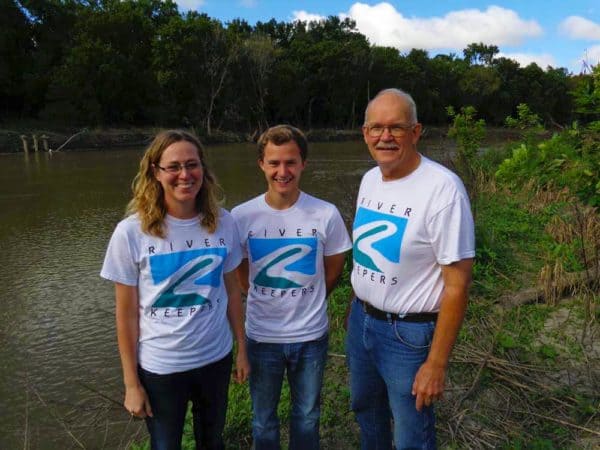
[427,193,475,265]
[324,206,353,256]
[100,221,139,286]
[230,206,248,259]
[223,214,243,273]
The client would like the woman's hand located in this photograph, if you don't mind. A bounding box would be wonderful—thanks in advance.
[124,384,153,418]
[115,283,151,418]
[224,270,250,384]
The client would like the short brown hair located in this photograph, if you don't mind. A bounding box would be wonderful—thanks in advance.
[257,125,308,161]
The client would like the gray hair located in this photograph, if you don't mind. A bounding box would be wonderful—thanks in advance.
[364,88,418,125]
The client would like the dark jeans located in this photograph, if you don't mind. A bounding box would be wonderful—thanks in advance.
[138,352,233,450]
[247,333,328,450]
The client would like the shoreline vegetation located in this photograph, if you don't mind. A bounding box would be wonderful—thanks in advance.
[0,125,358,153]
[0,124,528,154]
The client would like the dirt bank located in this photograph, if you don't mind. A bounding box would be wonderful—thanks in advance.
[0,125,526,153]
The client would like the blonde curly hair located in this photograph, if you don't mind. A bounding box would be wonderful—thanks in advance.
[126,130,222,237]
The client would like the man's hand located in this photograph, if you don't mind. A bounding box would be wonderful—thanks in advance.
[233,350,250,383]
[411,259,473,412]
[411,360,446,412]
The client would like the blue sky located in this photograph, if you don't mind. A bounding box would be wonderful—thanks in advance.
[174,1,600,74]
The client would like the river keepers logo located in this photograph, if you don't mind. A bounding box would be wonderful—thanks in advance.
[149,248,226,308]
[248,237,317,289]
[353,207,408,272]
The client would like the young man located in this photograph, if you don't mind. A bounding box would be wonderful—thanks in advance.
[231,125,351,450]
[346,88,475,449]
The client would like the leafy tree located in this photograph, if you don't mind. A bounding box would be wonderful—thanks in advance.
[505,103,543,130]
[571,64,600,122]
[540,67,573,125]
[18,0,83,117]
[505,103,545,147]
[517,63,546,118]
[0,4,583,128]
[459,65,501,120]
[240,34,278,132]
[447,105,486,201]
[0,0,33,117]
[491,56,522,123]
[463,42,499,66]
[402,49,436,121]
[254,18,296,48]
[269,17,369,129]
[426,54,467,123]
[367,46,403,99]
[44,0,178,123]
[154,12,238,134]
[310,20,370,128]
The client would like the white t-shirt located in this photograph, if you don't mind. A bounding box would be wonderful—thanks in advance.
[231,192,352,343]
[351,156,475,314]
[100,211,242,374]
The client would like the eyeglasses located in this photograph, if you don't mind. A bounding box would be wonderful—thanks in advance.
[154,160,202,174]
[366,123,416,138]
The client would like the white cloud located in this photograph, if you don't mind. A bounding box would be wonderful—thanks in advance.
[175,0,205,12]
[559,16,600,40]
[498,52,557,69]
[292,10,326,23]
[340,2,542,51]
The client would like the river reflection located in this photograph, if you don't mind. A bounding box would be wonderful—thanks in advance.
[0,139,449,448]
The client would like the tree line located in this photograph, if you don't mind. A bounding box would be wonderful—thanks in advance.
[1,0,596,134]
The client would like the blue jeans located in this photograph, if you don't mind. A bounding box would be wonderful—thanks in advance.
[346,298,437,450]
[138,352,232,450]
[247,333,328,450]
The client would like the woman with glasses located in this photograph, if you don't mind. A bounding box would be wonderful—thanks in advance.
[101,130,249,449]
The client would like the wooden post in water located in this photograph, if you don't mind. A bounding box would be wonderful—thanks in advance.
[32,135,39,152]
[41,135,49,152]
[20,135,29,153]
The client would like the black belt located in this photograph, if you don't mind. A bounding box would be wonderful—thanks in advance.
[357,298,438,323]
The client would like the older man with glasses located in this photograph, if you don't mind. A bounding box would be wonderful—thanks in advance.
[346,88,475,450]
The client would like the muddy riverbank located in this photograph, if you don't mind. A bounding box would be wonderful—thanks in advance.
[0,124,527,153]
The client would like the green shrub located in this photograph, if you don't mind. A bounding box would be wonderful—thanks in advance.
[496,126,600,206]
